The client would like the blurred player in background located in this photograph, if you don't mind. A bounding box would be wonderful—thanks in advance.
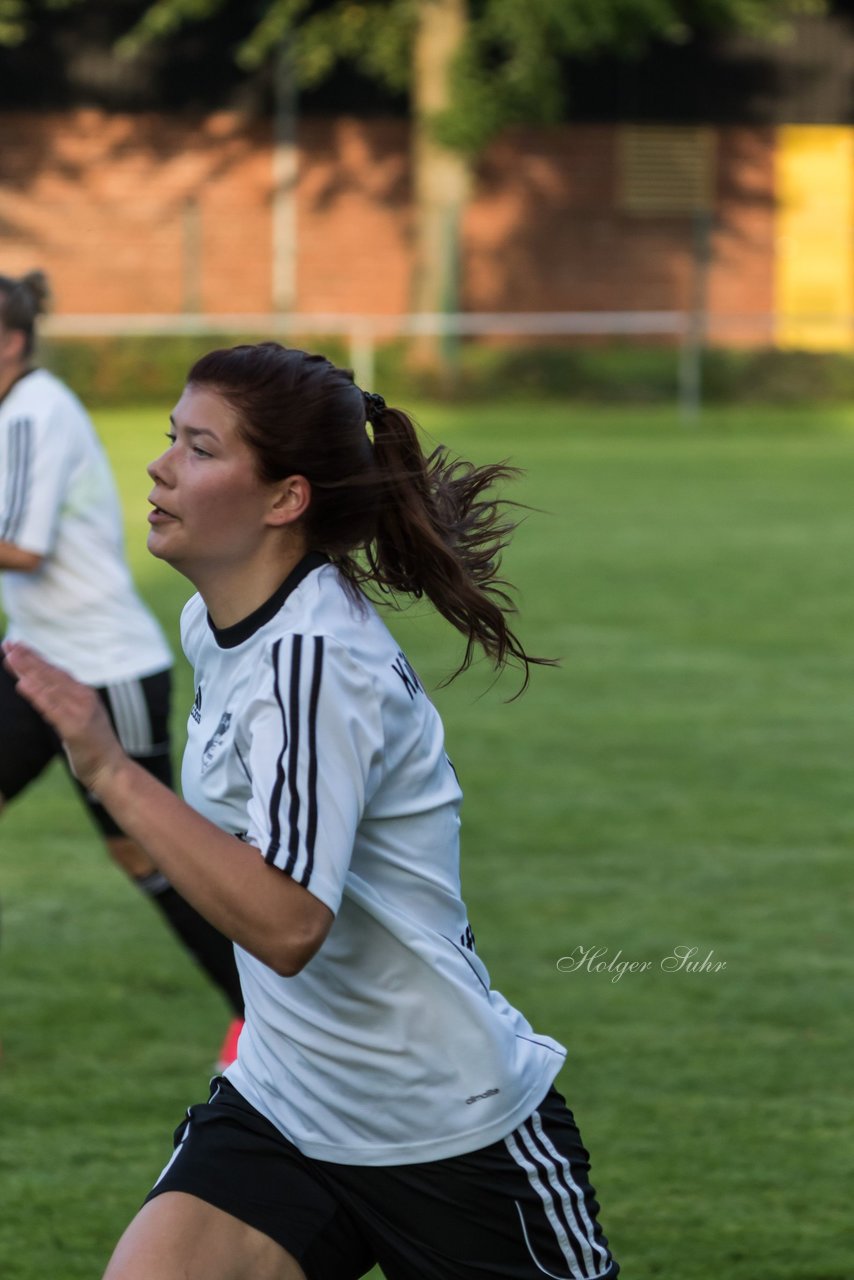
[0,269,243,1068]
[5,342,619,1280]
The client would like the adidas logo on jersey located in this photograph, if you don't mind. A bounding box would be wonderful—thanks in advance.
[465,1087,500,1105]
[191,685,202,724]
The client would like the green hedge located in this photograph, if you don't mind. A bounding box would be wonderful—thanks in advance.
[38,334,854,406]
[40,333,350,406]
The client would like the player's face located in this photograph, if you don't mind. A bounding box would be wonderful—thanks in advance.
[146,384,277,576]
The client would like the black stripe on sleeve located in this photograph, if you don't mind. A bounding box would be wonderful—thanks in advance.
[11,417,32,540]
[1,418,21,540]
[12,417,33,540]
[265,638,290,865]
[283,634,303,876]
[300,636,324,888]
[0,419,18,539]
[1,417,32,542]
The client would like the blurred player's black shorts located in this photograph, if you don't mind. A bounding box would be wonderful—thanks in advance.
[0,659,172,836]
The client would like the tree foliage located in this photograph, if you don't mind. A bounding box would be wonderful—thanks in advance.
[0,0,828,149]
[441,0,828,149]
[0,0,71,45]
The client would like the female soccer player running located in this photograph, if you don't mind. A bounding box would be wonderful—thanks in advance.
[0,270,243,1066]
[5,342,619,1280]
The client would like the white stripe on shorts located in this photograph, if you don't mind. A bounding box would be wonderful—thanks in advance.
[528,1109,611,1276]
[106,679,155,757]
[505,1110,610,1280]
[153,1121,191,1188]
[152,1083,221,1190]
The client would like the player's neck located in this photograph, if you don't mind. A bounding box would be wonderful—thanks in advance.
[0,360,31,401]
[192,541,309,631]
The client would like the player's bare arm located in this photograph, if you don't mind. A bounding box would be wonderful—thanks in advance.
[2,639,333,976]
[0,539,43,572]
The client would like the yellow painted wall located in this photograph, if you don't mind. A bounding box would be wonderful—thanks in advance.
[776,126,854,350]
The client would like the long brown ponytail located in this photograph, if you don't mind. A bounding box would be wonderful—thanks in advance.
[348,401,554,691]
[186,343,555,692]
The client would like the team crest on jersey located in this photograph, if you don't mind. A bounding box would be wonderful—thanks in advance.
[202,711,232,771]
[191,685,202,724]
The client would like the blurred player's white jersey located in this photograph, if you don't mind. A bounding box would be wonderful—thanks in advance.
[0,369,171,684]
[181,556,566,1165]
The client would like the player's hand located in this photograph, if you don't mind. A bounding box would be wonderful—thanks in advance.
[2,641,126,794]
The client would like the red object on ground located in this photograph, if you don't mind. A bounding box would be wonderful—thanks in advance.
[215,1017,244,1073]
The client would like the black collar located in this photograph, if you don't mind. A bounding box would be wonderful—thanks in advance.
[208,551,329,649]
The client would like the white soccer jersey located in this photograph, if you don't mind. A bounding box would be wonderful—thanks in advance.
[0,369,171,684]
[181,554,566,1166]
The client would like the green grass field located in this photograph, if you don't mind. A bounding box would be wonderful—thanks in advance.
[1,402,852,1278]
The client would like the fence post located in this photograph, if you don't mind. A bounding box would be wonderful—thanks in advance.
[678,319,701,423]
[349,321,376,392]
[680,208,713,424]
[272,42,298,313]
[182,197,202,314]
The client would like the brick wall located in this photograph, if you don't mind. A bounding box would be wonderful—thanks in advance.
[298,118,412,316]
[708,127,775,345]
[0,110,272,313]
[0,109,776,339]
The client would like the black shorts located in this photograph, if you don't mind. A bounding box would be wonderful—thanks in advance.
[146,1076,619,1280]
[0,660,173,837]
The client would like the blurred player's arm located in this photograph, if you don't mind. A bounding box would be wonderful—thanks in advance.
[0,540,43,571]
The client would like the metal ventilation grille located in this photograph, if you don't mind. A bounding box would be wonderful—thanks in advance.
[618,126,715,214]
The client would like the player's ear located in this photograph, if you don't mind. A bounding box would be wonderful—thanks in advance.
[266,474,311,527]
